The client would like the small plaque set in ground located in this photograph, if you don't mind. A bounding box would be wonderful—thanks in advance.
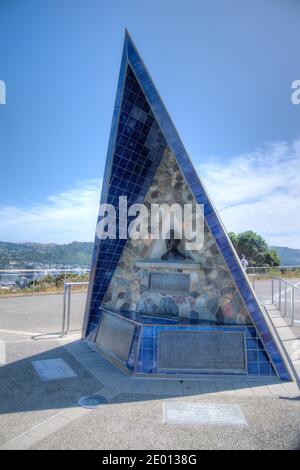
[163,403,247,426]
[83,32,290,381]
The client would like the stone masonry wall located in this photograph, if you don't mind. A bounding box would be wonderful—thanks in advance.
[102,148,251,325]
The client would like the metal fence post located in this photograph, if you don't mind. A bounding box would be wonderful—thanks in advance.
[271,277,274,304]
[284,283,287,317]
[66,285,71,335]
[279,279,282,310]
[291,287,295,326]
[62,284,68,337]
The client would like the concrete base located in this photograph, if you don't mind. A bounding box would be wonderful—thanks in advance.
[92,309,278,379]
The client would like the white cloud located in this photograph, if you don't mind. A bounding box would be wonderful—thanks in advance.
[0,179,101,243]
[1,139,299,248]
[198,139,300,249]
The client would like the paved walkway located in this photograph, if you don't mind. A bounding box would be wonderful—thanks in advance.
[265,304,300,383]
[0,331,299,450]
[0,293,299,450]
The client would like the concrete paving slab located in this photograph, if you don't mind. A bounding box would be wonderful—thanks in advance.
[247,381,272,397]
[215,381,237,396]
[0,337,104,446]
[31,358,77,381]
[198,381,218,395]
[28,395,300,450]
[182,381,202,396]
[1,293,299,450]
[0,292,86,335]
[232,382,255,397]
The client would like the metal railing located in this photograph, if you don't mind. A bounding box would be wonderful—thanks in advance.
[271,277,300,326]
[0,268,90,296]
[61,281,89,337]
[246,265,300,275]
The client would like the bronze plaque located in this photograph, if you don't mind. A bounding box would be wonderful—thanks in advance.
[150,272,190,294]
[158,330,246,373]
[95,312,135,363]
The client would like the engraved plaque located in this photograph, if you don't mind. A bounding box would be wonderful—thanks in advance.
[150,272,190,294]
[163,403,247,426]
[158,330,246,373]
[95,312,135,363]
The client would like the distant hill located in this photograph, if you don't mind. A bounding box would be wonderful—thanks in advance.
[0,241,94,269]
[0,240,299,270]
[270,246,300,267]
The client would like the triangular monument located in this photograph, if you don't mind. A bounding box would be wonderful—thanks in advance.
[83,31,291,380]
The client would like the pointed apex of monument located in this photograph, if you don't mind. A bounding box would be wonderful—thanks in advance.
[83,32,292,382]
[124,28,134,46]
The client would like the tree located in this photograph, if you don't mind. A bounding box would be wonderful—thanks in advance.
[228,232,239,251]
[263,250,280,267]
[229,231,280,267]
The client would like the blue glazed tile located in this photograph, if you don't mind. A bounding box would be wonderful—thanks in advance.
[246,339,258,349]
[216,237,228,250]
[248,362,259,374]
[240,287,254,303]
[250,309,262,323]
[235,277,250,292]
[230,267,244,282]
[195,193,208,205]
[270,352,283,366]
[205,213,219,228]
[204,203,214,216]
[259,363,271,375]
[143,326,154,337]
[185,171,198,185]
[266,341,278,356]
[255,319,268,334]
[210,225,224,240]
[190,181,204,195]
[246,327,256,338]
[221,246,234,259]
[142,338,153,349]
[247,350,258,362]
[225,256,239,271]
[141,361,153,374]
[83,32,291,382]
[276,362,288,375]
[257,339,265,351]
[258,350,269,363]
[279,372,290,381]
[261,331,273,345]
[142,349,153,361]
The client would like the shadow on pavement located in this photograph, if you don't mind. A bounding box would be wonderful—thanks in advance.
[0,341,102,415]
[0,337,297,416]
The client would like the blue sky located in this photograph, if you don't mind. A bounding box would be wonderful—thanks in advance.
[0,0,299,247]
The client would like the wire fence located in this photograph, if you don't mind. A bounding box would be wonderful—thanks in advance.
[0,269,90,297]
[1,265,300,297]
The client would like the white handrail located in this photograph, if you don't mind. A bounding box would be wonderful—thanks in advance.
[271,277,300,326]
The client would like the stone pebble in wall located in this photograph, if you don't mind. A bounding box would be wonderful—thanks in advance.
[101,148,250,326]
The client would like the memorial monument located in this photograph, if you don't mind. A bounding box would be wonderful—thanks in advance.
[83,31,291,380]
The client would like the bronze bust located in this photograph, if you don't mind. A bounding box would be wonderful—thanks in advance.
[161,229,186,261]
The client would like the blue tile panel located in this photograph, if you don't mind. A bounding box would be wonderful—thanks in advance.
[84,63,168,336]
[136,325,277,377]
[83,31,290,381]
[99,312,278,378]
